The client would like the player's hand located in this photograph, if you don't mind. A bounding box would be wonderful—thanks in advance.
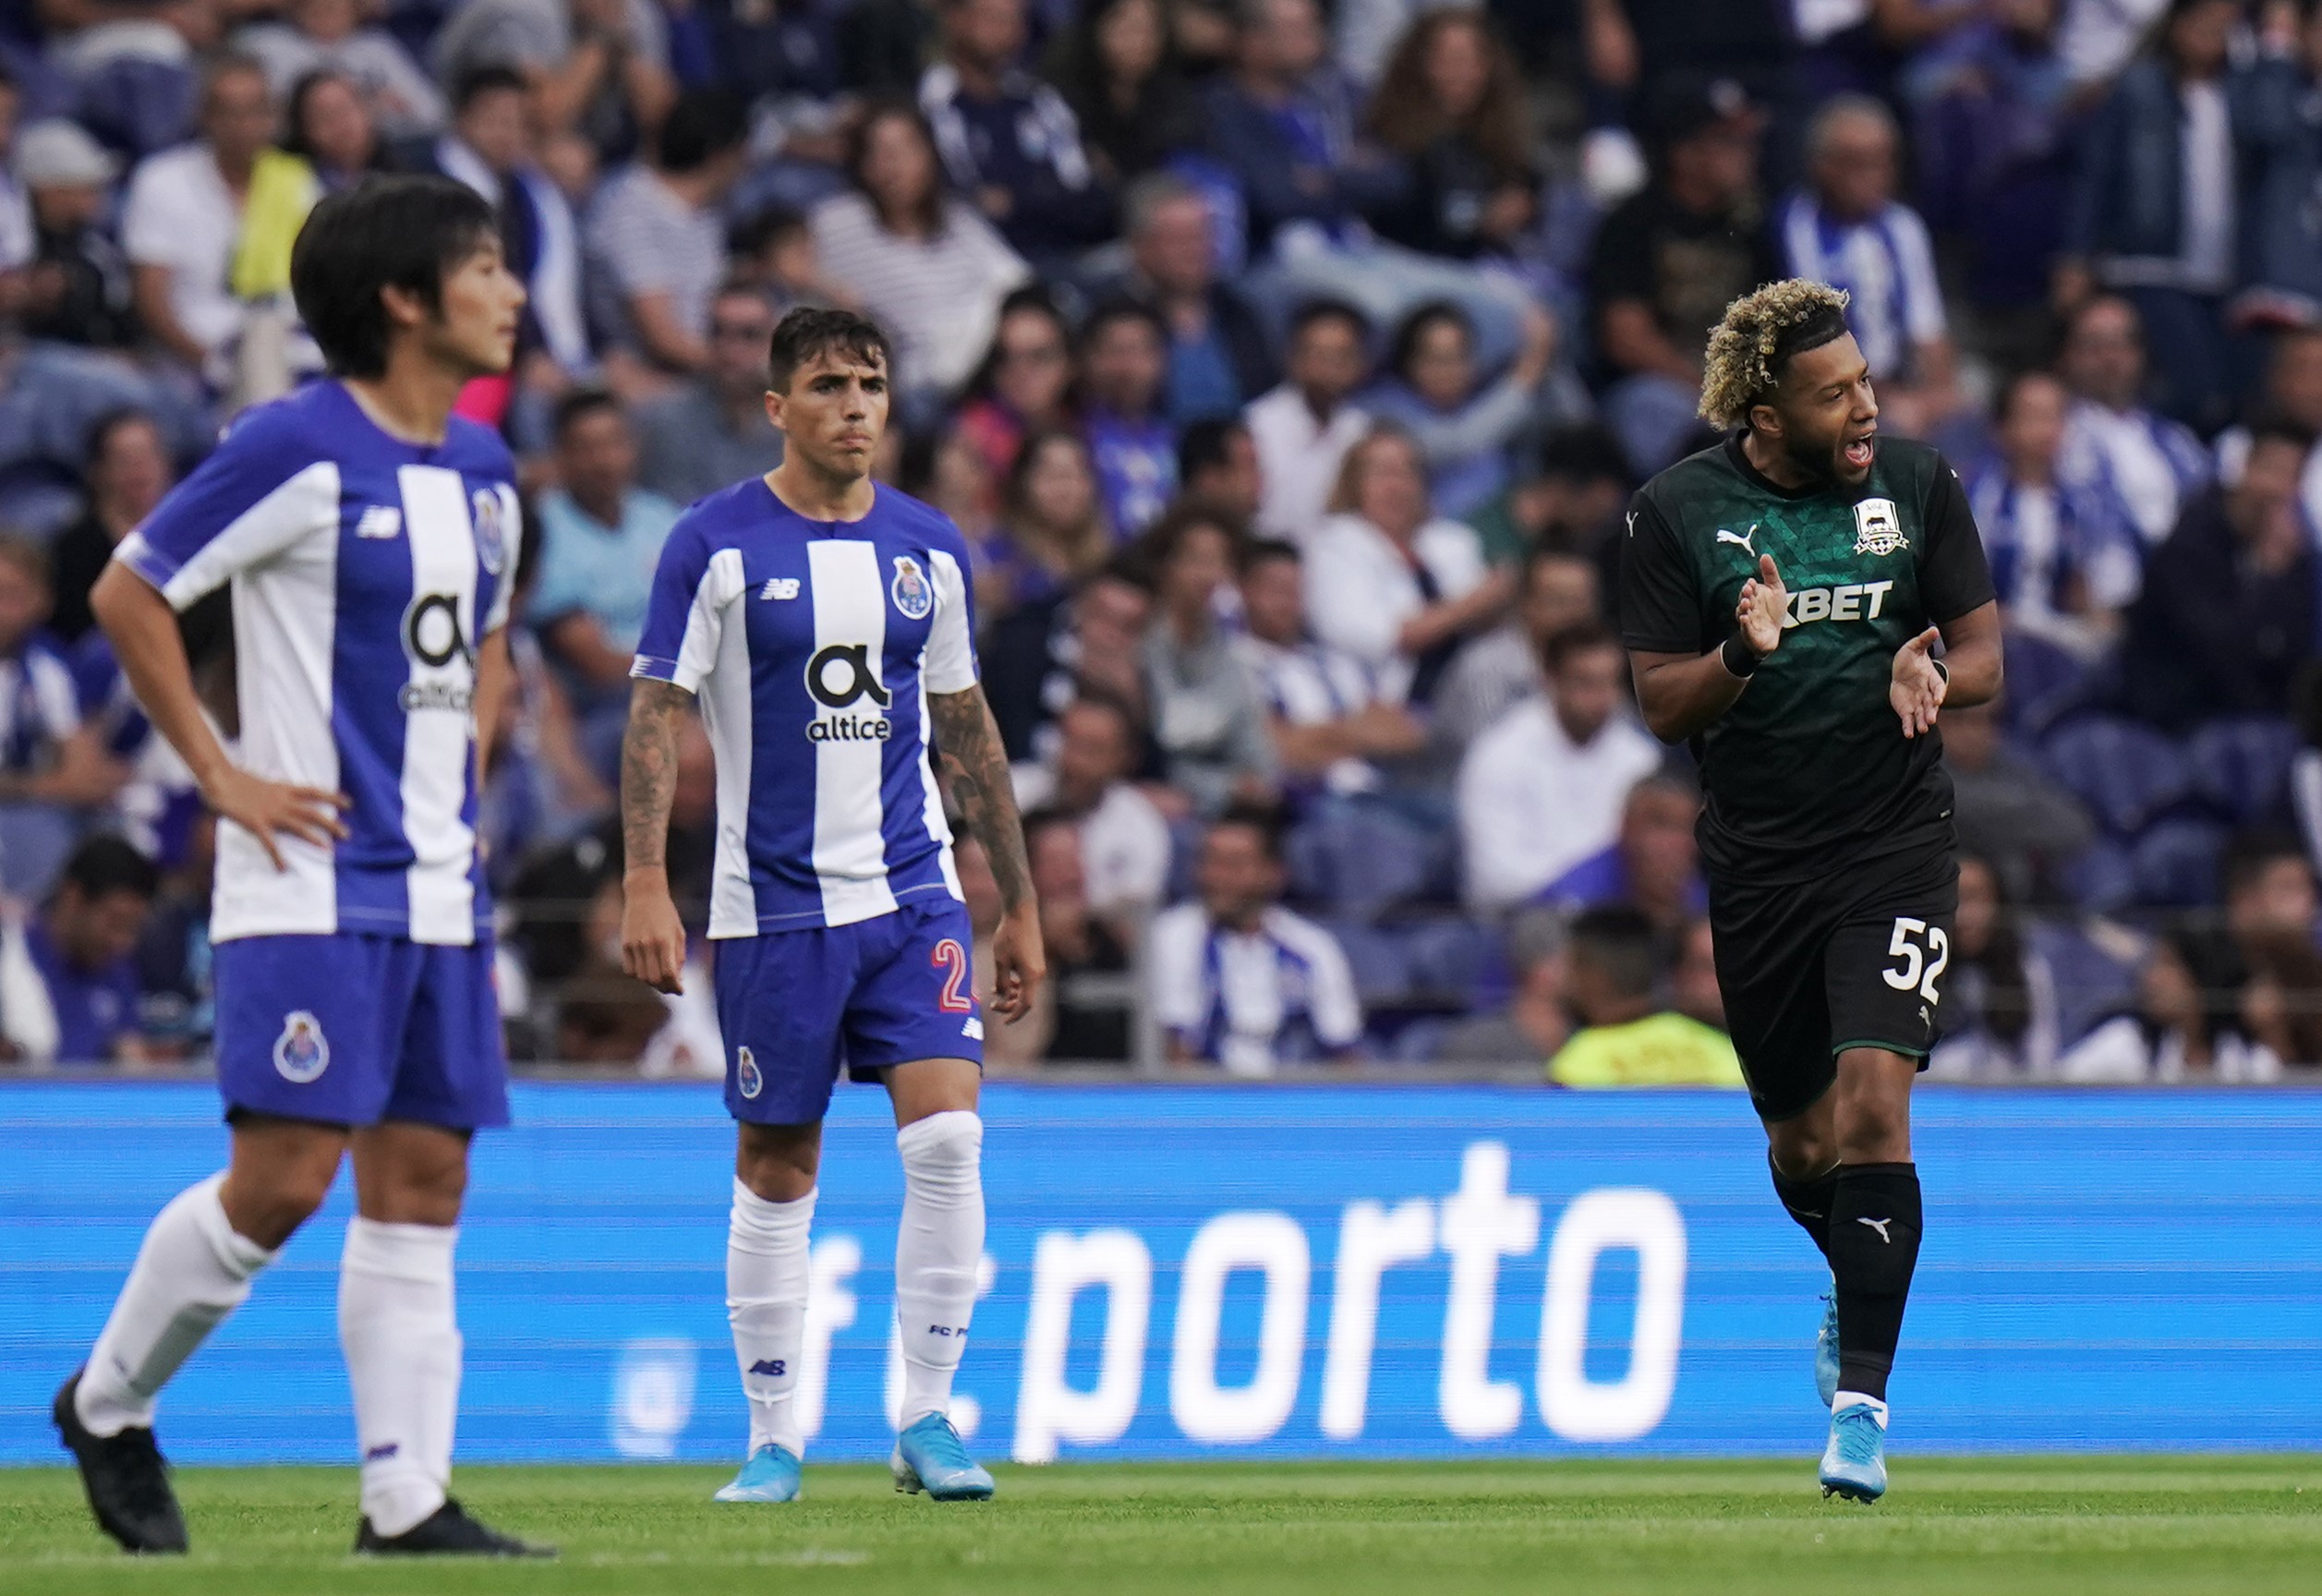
[1890,625,1948,739]
[621,871,688,995]
[200,766,349,872]
[1735,553,1787,656]
[987,901,1046,1024]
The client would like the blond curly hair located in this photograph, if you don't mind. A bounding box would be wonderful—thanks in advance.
[1697,280,1853,429]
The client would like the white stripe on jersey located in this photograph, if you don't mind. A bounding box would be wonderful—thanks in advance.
[212,466,343,940]
[398,465,481,944]
[806,538,900,926]
[917,548,973,901]
[696,547,758,938]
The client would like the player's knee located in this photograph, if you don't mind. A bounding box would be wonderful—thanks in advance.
[1834,1096,1910,1163]
[227,1164,337,1247]
[737,1124,821,1202]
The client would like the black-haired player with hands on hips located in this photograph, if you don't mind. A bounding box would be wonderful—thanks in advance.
[1617,281,2001,1503]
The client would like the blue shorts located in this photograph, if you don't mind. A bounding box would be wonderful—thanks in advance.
[712,897,984,1124]
[212,933,509,1131]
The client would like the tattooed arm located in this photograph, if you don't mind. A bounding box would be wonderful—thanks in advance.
[619,676,693,994]
[928,683,1046,1022]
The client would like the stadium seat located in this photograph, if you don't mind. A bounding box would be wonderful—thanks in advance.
[2026,919,2142,1052]
[2060,838,2136,913]
[2130,818,2230,908]
[71,56,198,160]
[1284,807,1437,922]
[1319,920,1410,1004]
[2038,716,2193,838]
[2001,632,2094,738]
[2185,717,2301,828]
[1399,919,1498,1006]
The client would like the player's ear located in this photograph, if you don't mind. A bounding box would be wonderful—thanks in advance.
[762,387,786,435]
[1748,399,1782,441]
[378,282,428,334]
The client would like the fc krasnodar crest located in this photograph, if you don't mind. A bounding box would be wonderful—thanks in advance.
[1852,497,1908,557]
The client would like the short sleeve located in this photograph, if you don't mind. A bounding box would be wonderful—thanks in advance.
[1919,459,1999,624]
[118,157,188,267]
[630,518,742,694]
[480,485,526,635]
[922,541,979,694]
[114,408,339,612]
[1303,927,1364,1053]
[1616,491,1705,654]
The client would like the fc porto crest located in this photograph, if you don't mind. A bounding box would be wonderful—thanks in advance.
[470,487,509,574]
[273,1010,330,1083]
[736,1046,763,1100]
[890,554,934,620]
[1852,497,1908,557]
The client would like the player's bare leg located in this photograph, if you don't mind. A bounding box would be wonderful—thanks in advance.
[1770,1049,1921,1501]
[885,1058,992,1501]
[719,1122,823,1504]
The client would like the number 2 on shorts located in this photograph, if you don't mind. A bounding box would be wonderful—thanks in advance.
[932,938,974,1013]
[1880,915,1949,1002]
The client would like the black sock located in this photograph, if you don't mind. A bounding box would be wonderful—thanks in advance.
[1825,1162,1923,1402]
[1769,1155,1839,1259]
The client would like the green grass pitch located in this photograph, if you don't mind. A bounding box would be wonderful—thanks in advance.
[3,1457,2320,1596]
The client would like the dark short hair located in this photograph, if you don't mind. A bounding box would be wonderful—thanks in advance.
[0,532,50,587]
[551,387,625,441]
[1569,904,1658,999]
[1021,806,1078,852]
[656,89,749,175]
[453,65,526,113]
[2222,827,2310,899]
[730,203,807,257]
[1288,296,1370,346]
[1521,540,1596,590]
[1142,502,1240,571]
[1063,684,1143,742]
[290,175,500,379]
[1994,368,2067,426]
[1081,297,1169,353]
[768,307,891,392]
[1542,618,1622,675]
[1240,535,1301,574]
[1178,417,1249,482]
[60,833,160,903]
[2246,414,2319,457]
[1210,799,1286,862]
[1536,422,1632,486]
[84,407,159,470]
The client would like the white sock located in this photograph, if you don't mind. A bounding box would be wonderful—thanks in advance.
[77,1172,275,1436]
[340,1219,460,1538]
[893,1111,984,1428]
[728,1179,815,1458]
[1833,1391,1889,1426]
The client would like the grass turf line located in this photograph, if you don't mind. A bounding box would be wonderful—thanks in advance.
[3,1457,2320,1596]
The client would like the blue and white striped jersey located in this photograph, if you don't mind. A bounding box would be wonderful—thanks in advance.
[115,381,521,946]
[631,479,979,936]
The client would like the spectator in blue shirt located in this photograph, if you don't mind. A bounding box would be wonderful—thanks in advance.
[0,833,156,1066]
[1080,300,1179,538]
[531,391,683,768]
[1118,175,1278,428]
[920,0,1115,260]
[1365,298,1555,522]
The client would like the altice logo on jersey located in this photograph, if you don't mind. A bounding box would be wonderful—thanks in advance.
[399,591,475,712]
[804,643,893,743]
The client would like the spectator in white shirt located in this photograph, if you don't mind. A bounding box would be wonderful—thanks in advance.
[1245,298,1373,540]
[1235,537,1421,799]
[1010,690,1172,927]
[120,55,279,377]
[1457,620,1663,914]
[2055,292,2211,547]
[586,89,749,376]
[1150,804,1363,1073]
[1778,94,1958,436]
[1303,426,1512,705]
[811,100,1033,405]
[239,0,447,139]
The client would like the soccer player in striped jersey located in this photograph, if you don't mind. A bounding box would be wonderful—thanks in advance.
[620,307,1044,1506]
[53,176,548,1558]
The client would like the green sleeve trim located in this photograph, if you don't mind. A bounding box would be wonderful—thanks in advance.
[1829,1038,1930,1061]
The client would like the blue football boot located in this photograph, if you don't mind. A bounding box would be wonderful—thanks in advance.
[1815,1279,1840,1409]
[714,1444,803,1504]
[890,1414,995,1501]
[1819,1399,1888,1503]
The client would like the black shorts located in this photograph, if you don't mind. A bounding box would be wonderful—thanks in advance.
[1707,841,1958,1122]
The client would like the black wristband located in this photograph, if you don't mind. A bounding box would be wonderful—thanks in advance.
[1721,634,1760,680]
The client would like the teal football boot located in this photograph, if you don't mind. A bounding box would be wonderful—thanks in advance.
[1819,1400,1888,1503]
[891,1414,995,1501]
[714,1444,803,1504]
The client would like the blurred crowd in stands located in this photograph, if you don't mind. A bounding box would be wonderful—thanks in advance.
[8,0,2322,1081]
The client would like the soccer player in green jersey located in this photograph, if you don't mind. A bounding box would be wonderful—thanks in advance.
[1617,281,2002,1501]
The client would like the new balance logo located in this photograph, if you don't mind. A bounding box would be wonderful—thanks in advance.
[761,577,800,600]
[961,1017,984,1041]
[356,506,403,539]
[1856,1216,1893,1243]
[748,1359,787,1377]
[1715,524,1758,554]
[365,1442,401,1461]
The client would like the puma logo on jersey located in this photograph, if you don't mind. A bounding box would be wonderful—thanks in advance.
[1715,525,1759,554]
[761,577,800,600]
[1783,580,1894,628]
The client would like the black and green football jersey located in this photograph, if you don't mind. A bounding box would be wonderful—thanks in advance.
[1618,434,1996,880]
